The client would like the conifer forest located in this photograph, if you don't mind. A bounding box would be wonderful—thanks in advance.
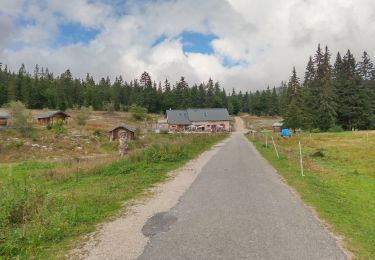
[1,44,374,131]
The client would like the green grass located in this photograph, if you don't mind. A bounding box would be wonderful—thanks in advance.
[248,131,375,259]
[0,133,227,259]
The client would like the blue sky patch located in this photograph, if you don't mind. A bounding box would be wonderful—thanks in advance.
[53,22,100,47]
[180,31,218,54]
[151,34,168,47]
[222,57,248,68]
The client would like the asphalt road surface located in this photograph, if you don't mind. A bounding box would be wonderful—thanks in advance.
[138,133,347,260]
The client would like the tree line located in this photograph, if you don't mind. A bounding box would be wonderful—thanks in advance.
[0,65,241,114]
[1,44,374,131]
[282,45,375,131]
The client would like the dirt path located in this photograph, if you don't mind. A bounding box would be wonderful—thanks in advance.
[234,116,246,132]
[69,138,229,260]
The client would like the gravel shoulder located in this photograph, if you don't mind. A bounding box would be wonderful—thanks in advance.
[69,137,230,260]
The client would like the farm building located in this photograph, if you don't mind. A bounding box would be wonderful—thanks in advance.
[272,122,284,132]
[109,124,136,141]
[37,111,70,124]
[0,111,10,127]
[166,108,230,132]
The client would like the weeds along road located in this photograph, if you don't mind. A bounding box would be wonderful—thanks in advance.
[138,132,347,260]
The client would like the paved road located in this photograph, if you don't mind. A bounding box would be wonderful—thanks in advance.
[138,133,347,260]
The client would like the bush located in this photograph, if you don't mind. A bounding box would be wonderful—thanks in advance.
[92,129,101,137]
[47,120,66,135]
[103,102,115,112]
[74,106,91,126]
[328,125,344,132]
[130,104,148,121]
[6,101,34,137]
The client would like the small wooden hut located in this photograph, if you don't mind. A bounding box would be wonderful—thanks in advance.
[0,111,10,127]
[37,111,70,125]
[109,124,136,141]
[272,122,284,133]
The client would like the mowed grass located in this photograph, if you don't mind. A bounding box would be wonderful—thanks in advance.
[249,131,375,259]
[0,133,227,259]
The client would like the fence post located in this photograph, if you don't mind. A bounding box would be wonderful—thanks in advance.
[299,140,304,176]
[271,136,279,159]
[266,135,268,148]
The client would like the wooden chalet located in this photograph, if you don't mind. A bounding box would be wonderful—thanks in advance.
[166,108,230,132]
[109,124,136,141]
[37,111,70,124]
[0,111,10,127]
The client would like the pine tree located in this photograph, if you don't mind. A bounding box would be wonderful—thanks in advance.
[284,67,303,132]
[205,78,215,108]
[270,87,279,116]
[307,45,337,131]
[358,51,374,80]
[335,50,371,129]
[316,46,337,131]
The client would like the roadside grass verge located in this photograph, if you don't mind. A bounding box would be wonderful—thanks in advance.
[248,131,375,259]
[0,133,227,259]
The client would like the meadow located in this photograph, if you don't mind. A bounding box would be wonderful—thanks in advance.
[249,130,375,259]
[0,108,228,258]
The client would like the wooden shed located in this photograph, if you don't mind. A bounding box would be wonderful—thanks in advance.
[272,122,284,133]
[109,124,136,141]
[37,111,70,125]
[0,111,10,127]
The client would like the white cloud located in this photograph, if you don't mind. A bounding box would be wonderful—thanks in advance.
[1,0,375,91]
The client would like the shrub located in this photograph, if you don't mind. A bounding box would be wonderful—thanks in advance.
[328,125,344,132]
[130,104,148,121]
[47,120,66,135]
[6,101,34,137]
[75,106,91,126]
[92,129,101,137]
[103,102,115,112]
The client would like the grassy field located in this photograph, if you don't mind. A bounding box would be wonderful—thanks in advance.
[0,108,228,258]
[0,132,227,258]
[248,130,375,259]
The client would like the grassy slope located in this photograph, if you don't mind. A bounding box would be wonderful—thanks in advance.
[0,109,157,163]
[249,132,375,259]
[0,133,227,259]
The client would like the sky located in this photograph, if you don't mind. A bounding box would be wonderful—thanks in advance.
[1,0,375,92]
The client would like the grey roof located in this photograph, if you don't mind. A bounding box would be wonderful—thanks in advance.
[109,124,136,133]
[272,122,284,127]
[37,111,70,119]
[187,108,229,121]
[167,108,229,125]
[167,110,191,125]
[0,111,10,119]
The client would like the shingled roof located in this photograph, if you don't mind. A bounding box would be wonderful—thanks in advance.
[0,111,10,119]
[187,108,229,121]
[37,111,70,119]
[167,108,229,125]
[108,124,136,133]
[166,110,191,125]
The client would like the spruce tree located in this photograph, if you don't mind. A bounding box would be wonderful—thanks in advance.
[335,50,372,129]
[358,51,374,80]
[284,67,303,132]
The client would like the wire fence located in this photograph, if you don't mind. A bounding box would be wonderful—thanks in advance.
[249,131,321,177]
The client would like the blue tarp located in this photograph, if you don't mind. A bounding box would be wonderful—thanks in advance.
[281,128,291,137]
